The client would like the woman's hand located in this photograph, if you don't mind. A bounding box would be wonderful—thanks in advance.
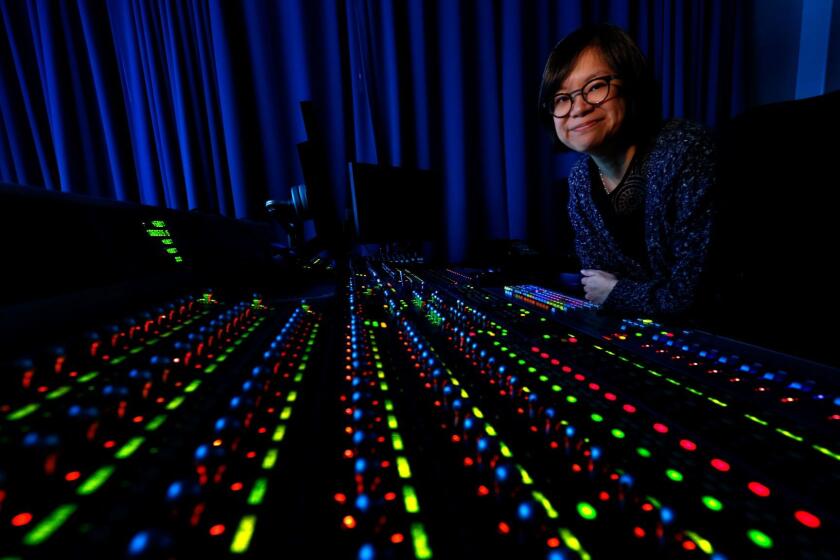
[581,269,618,305]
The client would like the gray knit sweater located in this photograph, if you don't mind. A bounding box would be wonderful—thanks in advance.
[567,119,716,315]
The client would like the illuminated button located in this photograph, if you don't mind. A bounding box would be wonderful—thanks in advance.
[359,543,374,560]
[747,529,773,549]
[356,494,370,512]
[710,458,730,472]
[577,502,597,520]
[11,513,33,527]
[747,482,770,497]
[128,531,151,555]
[679,439,697,451]
[633,527,645,538]
[794,510,821,528]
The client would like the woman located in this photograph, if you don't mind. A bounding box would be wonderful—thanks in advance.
[538,24,716,316]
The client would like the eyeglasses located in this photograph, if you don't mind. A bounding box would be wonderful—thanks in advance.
[549,75,619,118]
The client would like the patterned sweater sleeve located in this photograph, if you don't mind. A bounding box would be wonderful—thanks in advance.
[567,160,604,270]
[603,126,717,315]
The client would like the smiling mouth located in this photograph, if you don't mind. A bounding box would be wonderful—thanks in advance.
[571,120,600,132]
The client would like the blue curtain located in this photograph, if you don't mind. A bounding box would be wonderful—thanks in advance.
[0,0,750,262]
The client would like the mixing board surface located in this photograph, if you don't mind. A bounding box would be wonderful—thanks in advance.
[2,262,838,559]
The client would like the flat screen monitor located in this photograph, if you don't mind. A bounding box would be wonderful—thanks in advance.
[347,162,442,245]
[296,101,338,250]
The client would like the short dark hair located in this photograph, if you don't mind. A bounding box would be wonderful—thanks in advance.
[538,23,661,150]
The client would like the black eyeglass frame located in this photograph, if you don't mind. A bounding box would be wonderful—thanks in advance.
[548,74,621,118]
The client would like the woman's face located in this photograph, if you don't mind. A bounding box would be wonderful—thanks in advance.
[553,47,626,155]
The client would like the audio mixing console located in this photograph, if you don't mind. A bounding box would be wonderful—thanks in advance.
[1,261,838,559]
